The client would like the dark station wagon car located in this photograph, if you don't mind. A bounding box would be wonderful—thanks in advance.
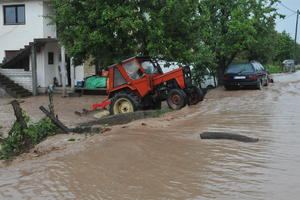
[224,61,269,90]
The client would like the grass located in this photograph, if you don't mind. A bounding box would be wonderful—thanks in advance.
[0,117,60,160]
[265,64,284,74]
[155,109,173,117]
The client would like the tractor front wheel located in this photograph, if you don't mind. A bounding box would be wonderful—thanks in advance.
[187,86,204,105]
[167,89,187,110]
[109,93,141,115]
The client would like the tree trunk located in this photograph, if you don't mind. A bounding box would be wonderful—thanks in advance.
[11,100,27,130]
[216,52,238,85]
[217,56,227,85]
[10,100,32,149]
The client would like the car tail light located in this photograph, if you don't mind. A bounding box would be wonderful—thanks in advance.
[224,76,229,80]
[248,75,257,79]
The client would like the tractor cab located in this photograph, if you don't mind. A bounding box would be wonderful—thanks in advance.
[110,56,162,80]
[107,56,163,97]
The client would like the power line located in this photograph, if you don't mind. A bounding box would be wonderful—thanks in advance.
[279,2,297,13]
[277,12,297,24]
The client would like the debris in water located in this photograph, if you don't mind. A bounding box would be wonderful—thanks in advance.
[100,128,112,134]
[200,132,259,143]
[94,111,110,119]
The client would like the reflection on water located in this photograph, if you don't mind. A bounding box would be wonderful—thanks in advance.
[1,72,300,200]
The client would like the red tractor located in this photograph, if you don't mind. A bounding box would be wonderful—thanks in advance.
[92,56,204,115]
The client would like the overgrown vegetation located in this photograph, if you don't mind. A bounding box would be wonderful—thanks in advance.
[67,138,77,142]
[155,109,173,117]
[265,64,284,74]
[0,113,60,160]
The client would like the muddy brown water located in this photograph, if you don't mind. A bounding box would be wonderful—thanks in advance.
[1,72,300,200]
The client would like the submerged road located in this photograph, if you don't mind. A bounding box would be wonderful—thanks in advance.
[1,72,300,200]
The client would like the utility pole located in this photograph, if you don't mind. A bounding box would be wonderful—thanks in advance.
[61,46,67,97]
[294,9,299,61]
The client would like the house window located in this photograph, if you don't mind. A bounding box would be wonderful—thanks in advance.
[48,52,54,65]
[3,5,25,25]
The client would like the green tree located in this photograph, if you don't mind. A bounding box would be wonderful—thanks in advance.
[49,0,142,66]
[273,31,294,62]
[197,0,280,82]
[244,0,280,64]
[48,0,208,67]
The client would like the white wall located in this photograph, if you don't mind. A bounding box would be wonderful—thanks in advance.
[31,42,85,92]
[33,41,60,90]
[75,65,85,83]
[0,0,56,62]
[43,42,60,87]
[36,47,45,88]
[42,1,56,38]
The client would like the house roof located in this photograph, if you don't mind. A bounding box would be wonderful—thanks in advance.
[0,38,58,69]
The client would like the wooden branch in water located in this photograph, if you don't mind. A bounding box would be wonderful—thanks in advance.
[200,132,259,143]
[39,106,70,133]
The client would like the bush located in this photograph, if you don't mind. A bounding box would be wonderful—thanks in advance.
[0,117,60,160]
[265,64,284,74]
[26,118,60,145]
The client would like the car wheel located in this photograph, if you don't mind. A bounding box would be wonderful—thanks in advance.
[187,86,204,105]
[264,79,268,86]
[167,89,187,110]
[256,80,262,90]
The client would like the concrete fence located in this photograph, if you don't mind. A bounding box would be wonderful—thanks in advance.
[0,69,33,92]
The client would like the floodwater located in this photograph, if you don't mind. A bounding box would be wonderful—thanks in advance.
[1,72,300,200]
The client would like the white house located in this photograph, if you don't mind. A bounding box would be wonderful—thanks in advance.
[0,0,87,95]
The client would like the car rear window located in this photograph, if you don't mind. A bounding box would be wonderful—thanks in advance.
[226,63,254,73]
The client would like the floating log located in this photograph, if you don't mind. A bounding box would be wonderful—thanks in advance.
[200,132,259,143]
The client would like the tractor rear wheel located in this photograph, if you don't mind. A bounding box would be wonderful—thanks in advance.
[187,86,204,105]
[167,89,187,110]
[109,93,141,115]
